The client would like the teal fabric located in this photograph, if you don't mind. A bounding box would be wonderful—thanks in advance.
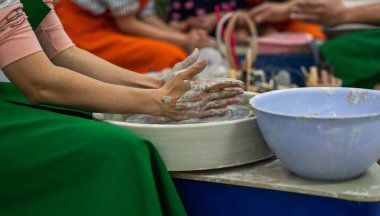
[322,29,380,89]
[20,0,51,30]
[0,83,187,216]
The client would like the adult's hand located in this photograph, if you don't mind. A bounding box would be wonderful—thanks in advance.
[290,0,346,26]
[249,1,296,24]
[185,29,217,52]
[162,48,201,84]
[186,14,218,34]
[158,58,244,120]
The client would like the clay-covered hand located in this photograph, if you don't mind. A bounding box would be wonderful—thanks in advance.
[162,48,201,84]
[290,0,346,26]
[158,59,245,121]
[249,1,296,24]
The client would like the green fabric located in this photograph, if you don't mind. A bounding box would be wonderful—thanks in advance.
[155,0,170,18]
[0,82,91,118]
[0,82,187,216]
[20,0,51,30]
[321,29,380,89]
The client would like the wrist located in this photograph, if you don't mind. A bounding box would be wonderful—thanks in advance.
[176,33,190,50]
[131,88,162,116]
[337,5,351,25]
[157,77,165,88]
[144,76,163,89]
[150,89,164,116]
[285,1,297,15]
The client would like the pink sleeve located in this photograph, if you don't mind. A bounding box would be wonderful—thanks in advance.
[0,3,42,69]
[35,1,74,59]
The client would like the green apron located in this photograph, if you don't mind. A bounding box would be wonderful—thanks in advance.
[0,1,187,215]
[322,29,380,89]
[20,0,51,30]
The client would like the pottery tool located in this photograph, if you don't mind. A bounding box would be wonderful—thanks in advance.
[244,48,253,90]
[216,11,258,71]
[215,6,240,69]
[308,66,319,85]
[216,12,302,93]
[300,66,309,81]
[215,5,222,23]
[305,66,342,87]
[224,5,239,67]
[224,12,258,71]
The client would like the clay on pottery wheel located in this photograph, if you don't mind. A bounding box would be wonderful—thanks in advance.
[93,93,273,171]
[126,105,252,124]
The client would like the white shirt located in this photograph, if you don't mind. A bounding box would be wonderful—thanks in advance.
[0,0,19,9]
[343,0,380,7]
[73,0,154,17]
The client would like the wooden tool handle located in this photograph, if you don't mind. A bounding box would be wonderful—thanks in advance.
[225,12,258,70]
[218,11,258,71]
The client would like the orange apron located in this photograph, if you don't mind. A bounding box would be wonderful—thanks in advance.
[55,0,187,73]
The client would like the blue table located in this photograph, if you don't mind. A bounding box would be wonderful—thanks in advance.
[172,159,380,216]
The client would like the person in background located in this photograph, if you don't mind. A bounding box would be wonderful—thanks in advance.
[290,0,380,26]
[168,0,325,40]
[168,0,245,33]
[54,0,216,73]
[248,0,326,40]
[289,0,380,89]
[0,0,244,215]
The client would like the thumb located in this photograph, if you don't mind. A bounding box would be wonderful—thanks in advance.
[177,58,208,80]
[173,48,199,71]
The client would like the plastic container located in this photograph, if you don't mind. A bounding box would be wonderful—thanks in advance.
[250,87,380,181]
[258,32,313,54]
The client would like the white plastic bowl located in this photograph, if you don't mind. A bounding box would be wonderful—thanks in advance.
[251,87,380,181]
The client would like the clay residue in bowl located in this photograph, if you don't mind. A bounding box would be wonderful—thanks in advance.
[347,89,369,105]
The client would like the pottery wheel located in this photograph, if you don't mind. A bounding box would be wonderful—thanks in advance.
[126,105,252,125]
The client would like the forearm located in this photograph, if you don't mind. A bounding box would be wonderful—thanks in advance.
[341,3,380,25]
[143,15,176,31]
[4,52,161,115]
[52,46,162,89]
[116,15,188,48]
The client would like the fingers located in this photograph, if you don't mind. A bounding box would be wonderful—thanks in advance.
[192,28,208,37]
[173,48,200,71]
[176,87,243,108]
[250,3,269,17]
[249,4,270,23]
[201,108,229,118]
[205,97,240,109]
[190,79,245,91]
[291,0,325,16]
[254,10,272,24]
[176,58,208,80]
[169,110,201,121]
[290,12,320,23]
[296,0,324,8]
[173,108,228,120]
[206,88,244,101]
